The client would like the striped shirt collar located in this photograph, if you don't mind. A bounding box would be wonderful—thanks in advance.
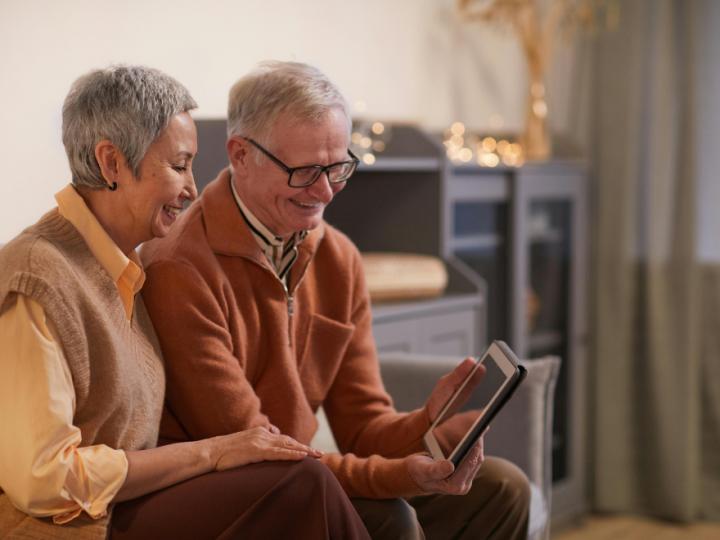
[230,176,307,282]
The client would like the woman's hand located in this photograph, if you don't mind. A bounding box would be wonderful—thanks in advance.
[116,427,322,503]
[210,426,323,471]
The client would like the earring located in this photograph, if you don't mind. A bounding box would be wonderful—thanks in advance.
[107,181,118,191]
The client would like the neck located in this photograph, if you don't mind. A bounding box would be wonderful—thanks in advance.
[76,186,140,256]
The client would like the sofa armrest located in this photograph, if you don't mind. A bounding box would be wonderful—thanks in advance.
[378,353,560,514]
[311,352,559,540]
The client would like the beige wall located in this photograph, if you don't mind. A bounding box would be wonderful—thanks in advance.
[0,0,582,241]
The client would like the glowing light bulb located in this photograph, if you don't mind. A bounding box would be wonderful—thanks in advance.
[481,137,497,152]
[532,100,548,118]
[479,153,499,167]
[362,153,376,165]
[450,122,465,136]
[450,134,464,147]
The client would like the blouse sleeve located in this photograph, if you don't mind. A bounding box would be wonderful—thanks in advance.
[0,294,128,524]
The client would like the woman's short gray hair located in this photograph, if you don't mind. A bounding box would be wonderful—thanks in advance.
[62,65,197,189]
[227,61,350,145]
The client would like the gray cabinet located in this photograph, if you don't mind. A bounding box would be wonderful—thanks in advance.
[323,125,487,359]
[446,160,588,527]
[372,295,484,356]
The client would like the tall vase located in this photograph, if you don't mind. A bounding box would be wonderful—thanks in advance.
[521,75,551,160]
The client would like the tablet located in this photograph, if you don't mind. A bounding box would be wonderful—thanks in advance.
[423,340,527,467]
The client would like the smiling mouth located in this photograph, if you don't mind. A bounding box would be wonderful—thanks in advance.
[163,205,182,219]
[290,199,322,210]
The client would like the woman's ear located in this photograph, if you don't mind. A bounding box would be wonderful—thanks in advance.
[94,140,124,188]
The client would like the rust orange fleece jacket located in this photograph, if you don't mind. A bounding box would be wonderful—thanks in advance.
[140,169,431,499]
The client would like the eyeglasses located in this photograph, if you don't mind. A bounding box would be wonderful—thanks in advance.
[241,136,359,188]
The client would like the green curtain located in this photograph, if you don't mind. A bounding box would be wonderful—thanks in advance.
[589,0,719,521]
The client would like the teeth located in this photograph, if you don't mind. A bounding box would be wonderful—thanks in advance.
[294,200,320,208]
[164,206,181,217]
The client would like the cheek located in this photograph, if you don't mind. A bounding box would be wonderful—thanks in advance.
[276,188,298,203]
[147,188,172,220]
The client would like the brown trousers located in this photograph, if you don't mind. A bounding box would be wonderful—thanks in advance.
[110,458,370,540]
[352,457,530,540]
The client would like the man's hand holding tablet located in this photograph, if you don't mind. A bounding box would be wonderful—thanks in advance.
[407,341,527,494]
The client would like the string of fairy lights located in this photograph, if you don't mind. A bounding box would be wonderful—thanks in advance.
[442,122,525,168]
[350,121,389,166]
[352,102,525,168]
[351,118,525,169]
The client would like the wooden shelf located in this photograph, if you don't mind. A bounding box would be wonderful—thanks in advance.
[450,234,504,251]
[358,157,442,172]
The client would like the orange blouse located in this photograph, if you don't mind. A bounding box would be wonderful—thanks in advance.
[0,185,143,523]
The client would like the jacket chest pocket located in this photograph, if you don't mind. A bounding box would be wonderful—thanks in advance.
[299,313,354,408]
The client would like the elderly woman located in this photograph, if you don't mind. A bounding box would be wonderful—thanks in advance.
[0,65,369,540]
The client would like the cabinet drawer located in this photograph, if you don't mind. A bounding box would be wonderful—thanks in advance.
[373,307,479,357]
[418,310,477,357]
[372,318,417,354]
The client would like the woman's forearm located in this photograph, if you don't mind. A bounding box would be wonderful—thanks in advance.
[114,439,213,502]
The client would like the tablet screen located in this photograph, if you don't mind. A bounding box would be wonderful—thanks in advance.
[430,355,509,455]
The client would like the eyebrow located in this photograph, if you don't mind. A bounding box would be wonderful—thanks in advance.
[175,151,195,159]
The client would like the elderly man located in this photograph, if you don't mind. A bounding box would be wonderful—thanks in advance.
[141,61,530,539]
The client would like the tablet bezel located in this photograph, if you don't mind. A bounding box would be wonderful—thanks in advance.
[423,340,525,467]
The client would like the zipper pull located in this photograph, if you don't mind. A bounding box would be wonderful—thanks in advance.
[287,295,295,347]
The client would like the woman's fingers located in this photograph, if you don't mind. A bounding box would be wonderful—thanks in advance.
[214,427,324,470]
[271,432,323,456]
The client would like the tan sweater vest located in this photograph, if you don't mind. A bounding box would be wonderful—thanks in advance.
[0,210,165,540]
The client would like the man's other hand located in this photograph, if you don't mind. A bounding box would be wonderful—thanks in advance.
[425,357,485,422]
[406,437,485,495]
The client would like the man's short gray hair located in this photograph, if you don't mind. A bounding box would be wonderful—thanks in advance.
[62,65,197,189]
[227,61,350,145]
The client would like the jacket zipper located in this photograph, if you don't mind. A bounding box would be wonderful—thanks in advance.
[286,292,295,347]
[285,270,310,349]
[238,255,309,349]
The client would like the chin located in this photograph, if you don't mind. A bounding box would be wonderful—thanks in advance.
[299,218,323,231]
[151,223,171,240]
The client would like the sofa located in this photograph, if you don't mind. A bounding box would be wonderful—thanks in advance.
[311,353,560,540]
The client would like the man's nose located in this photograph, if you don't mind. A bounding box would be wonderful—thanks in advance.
[306,171,335,202]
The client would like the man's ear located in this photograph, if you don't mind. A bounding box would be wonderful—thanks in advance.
[227,136,250,175]
[94,140,125,186]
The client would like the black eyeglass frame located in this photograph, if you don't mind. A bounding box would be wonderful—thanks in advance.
[241,136,360,188]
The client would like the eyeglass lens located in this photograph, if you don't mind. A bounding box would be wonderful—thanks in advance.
[290,162,357,187]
